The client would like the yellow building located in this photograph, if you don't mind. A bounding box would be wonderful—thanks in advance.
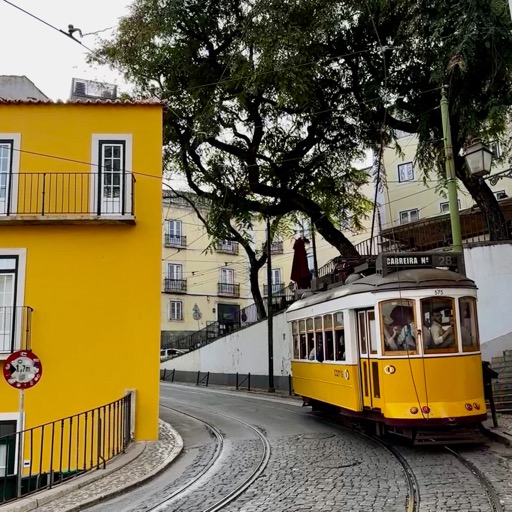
[381,133,512,235]
[161,193,341,342]
[0,97,162,482]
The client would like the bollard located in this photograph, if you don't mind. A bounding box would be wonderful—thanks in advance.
[236,372,239,390]
[248,373,251,392]
[206,372,210,387]
[288,374,293,396]
[196,371,200,386]
[171,369,175,383]
[162,369,167,382]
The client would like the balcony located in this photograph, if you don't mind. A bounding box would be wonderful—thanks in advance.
[263,283,286,297]
[164,234,187,248]
[164,278,187,294]
[271,241,284,254]
[217,283,240,297]
[216,241,239,255]
[0,306,33,356]
[0,172,135,225]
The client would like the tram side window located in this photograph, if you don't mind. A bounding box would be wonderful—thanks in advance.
[306,318,315,360]
[315,316,324,362]
[334,312,345,361]
[299,320,307,359]
[323,314,334,361]
[292,321,300,359]
[380,299,417,354]
[421,297,458,353]
[459,297,480,352]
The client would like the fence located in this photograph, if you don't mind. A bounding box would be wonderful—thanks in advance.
[0,172,135,217]
[0,393,133,504]
[161,287,296,355]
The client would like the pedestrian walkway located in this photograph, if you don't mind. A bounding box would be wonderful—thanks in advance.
[483,412,512,447]
[2,420,183,512]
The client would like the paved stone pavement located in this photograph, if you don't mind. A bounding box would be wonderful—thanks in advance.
[484,412,512,447]
[3,420,182,512]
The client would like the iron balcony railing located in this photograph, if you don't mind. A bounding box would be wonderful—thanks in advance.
[216,241,239,255]
[164,234,187,248]
[270,241,284,254]
[163,278,187,294]
[0,172,135,217]
[0,393,132,504]
[0,307,33,354]
[263,283,286,296]
[217,283,241,297]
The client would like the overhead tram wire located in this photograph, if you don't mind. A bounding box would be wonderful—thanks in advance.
[1,0,94,52]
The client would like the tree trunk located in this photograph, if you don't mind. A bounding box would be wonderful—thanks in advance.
[454,153,508,241]
[250,267,267,320]
[313,211,360,257]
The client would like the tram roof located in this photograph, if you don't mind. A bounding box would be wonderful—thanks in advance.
[287,268,476,313]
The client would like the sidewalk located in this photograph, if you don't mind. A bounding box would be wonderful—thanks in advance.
[1,420,183,512]
[482,412,512,447]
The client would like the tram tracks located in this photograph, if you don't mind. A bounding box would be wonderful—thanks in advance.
[146,404,271,512]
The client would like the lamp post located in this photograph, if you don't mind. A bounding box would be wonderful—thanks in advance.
[440,86,463,253]
[266,216,275,393]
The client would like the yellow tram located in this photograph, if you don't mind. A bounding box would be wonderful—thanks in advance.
[287,252,487,442]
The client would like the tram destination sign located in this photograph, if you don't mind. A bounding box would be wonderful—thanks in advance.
[377,252,463,276]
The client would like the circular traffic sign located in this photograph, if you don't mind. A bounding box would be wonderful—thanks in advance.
[3,350,42,389]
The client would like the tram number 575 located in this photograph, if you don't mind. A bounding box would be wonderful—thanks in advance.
[434,289,444,296]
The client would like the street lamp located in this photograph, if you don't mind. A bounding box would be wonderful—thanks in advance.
[462,140,493,178]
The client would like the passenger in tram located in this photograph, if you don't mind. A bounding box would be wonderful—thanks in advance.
[428,308,455,348]
[317,340,324,362]
[386,306,416,351]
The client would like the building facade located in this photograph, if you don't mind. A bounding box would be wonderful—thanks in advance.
[0,98,162,454]
[160,193,341,343]
[380,133,512,239]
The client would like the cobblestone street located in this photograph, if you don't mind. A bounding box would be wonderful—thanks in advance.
[81,384,512,512]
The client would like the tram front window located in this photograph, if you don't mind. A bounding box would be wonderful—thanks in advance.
[460,297,480,352]
[421,297,457,353]
[380,299,417,353]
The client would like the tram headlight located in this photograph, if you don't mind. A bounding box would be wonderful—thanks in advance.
[410,407,418,414]
[473,403,480,410]
[465,403,473,411]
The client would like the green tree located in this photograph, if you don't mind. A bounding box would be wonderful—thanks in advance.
[91,0,373,256]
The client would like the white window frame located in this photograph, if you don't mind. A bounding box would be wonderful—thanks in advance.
[399,209,419,225]
[0,413,23,476]
[440,200,461,213]
[397,162,414,183]
[168,301,183,321]
[166,220,182,237]
[491,141,501,159]
[90,134,133,216]
[167,263,183,280]
[0,134,21,216]
[0,249,26,358]
[220,268,235,284]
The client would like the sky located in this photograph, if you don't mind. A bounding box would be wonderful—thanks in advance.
[0,0,131,100]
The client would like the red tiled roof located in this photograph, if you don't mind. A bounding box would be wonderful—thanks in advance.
[0,98,165,106]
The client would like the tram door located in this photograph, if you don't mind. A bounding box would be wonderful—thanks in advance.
[357,309,382,410]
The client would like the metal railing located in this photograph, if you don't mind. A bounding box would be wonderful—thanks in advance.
[164,234,187,248]
[161,286,296,354]
[270,241,284,254]
[163,279,187,294]
[263,283,286,296]
[215,241,239,255]
[0,307,33,354]
[0,393,132,503]
[0,172,135,217]
[217,283,241,297]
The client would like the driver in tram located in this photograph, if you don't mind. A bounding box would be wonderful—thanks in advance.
[386,306,416,351]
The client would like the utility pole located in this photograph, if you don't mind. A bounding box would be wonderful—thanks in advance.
[266,216,275,393]
[310,220,319,278]
[440,86,463,253]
